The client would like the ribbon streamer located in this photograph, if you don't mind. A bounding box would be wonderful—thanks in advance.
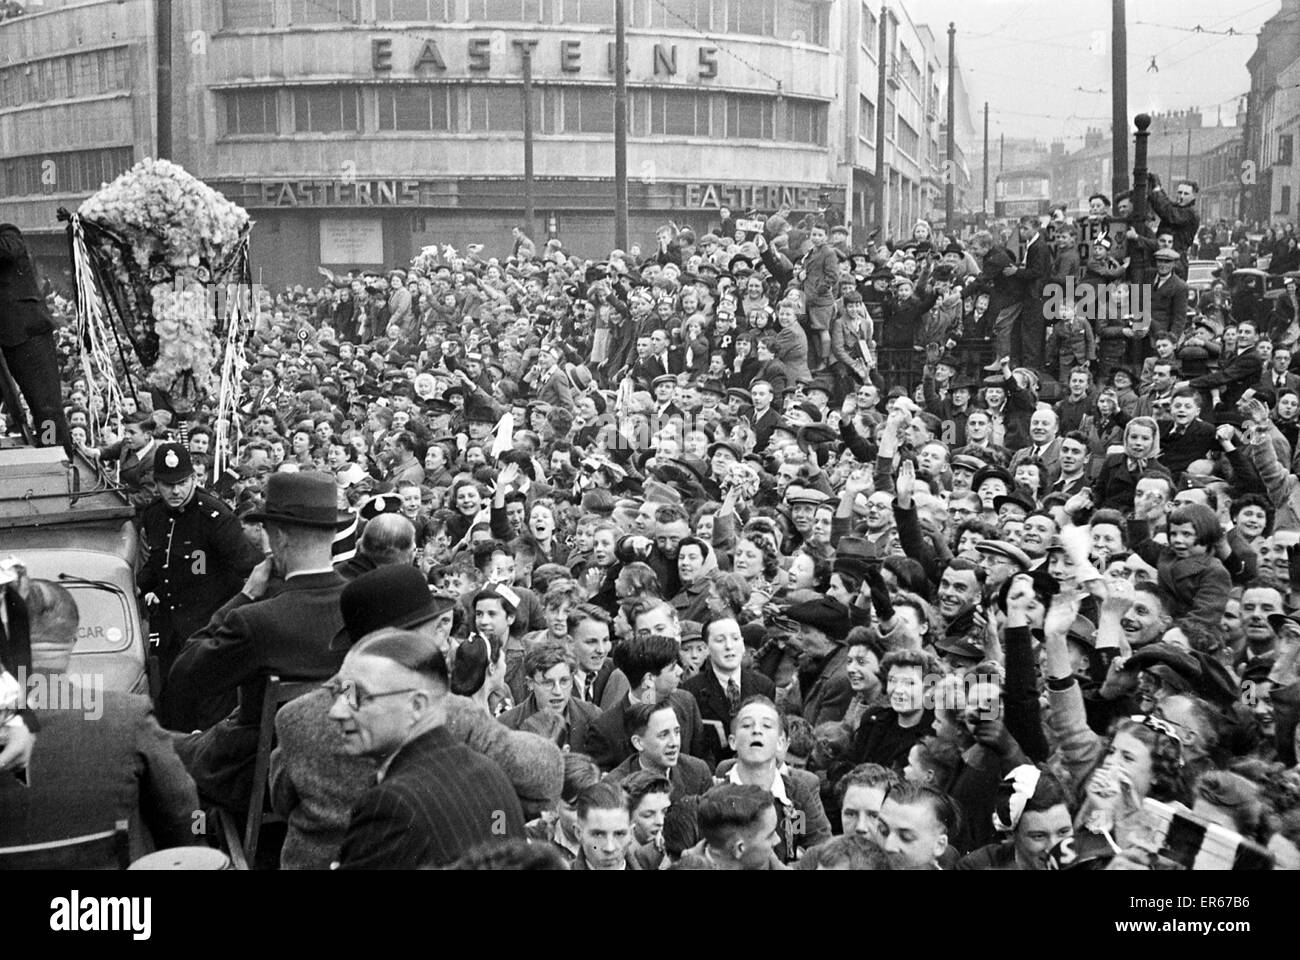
[69,215,128,451]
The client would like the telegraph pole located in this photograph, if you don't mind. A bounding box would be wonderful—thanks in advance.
[156,0,172,159]
[1111,0,1128,197]
[945,22,956,231]
[1185,126,1192,183]
[982,101,989,220]
[521,46,536,240]
[613,0,629,250]
[874,6,889,234]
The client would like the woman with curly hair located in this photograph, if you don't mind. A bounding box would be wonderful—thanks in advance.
[785,541,833,596]
[1041,599,1189,855]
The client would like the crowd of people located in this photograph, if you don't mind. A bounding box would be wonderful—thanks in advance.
[2,168,1300,872]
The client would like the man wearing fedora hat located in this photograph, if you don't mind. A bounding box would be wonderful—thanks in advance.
[166,472,353,811]
[270,565,563,869]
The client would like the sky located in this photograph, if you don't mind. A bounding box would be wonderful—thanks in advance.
[902,0,1282,146]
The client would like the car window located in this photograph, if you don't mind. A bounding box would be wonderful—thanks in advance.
[65,583,134,654]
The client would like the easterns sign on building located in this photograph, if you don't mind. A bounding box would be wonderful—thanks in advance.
[370,36,721,80]
[217,179,840,211]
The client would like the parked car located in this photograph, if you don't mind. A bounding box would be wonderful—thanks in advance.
[0,446,149,697]
[1186,260,1221,293]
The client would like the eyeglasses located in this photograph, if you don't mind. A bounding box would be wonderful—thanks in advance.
[323,678,423,711]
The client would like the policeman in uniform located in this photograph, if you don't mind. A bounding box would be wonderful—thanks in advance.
[138,442,261,713]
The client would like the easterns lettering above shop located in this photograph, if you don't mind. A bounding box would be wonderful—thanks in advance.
[370,36,720,80]
[260,180,422,206]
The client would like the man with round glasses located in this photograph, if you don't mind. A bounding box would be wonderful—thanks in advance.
[330,628,526,869]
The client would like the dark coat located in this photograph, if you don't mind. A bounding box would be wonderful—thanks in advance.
[97,439,158,511]
[752,406,785,452]
[273,690,560,870]
[1089,452,1145,514]
[604,752,714,802]
[1259,369,1300,395]
[0,687,200,864]
[851,705,936,773]
[138,489,262,647]
[498,693,602,756]
[0,223,55,347]
[1012,232,1053,301]
[799,645,854,726]
[1158,418,1218,479]
[681,667,776,767]
[337,726,525,869]
[1190,346,1263,411]
[1149,272,1190,338]
[166,571,348,809]
[585,689,708,772]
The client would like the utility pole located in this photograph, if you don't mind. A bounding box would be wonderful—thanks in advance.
[999,132,1004,173]
[1185,126,1192,183]
[156,0,172,159]
[945,22,956,232]
[613,0,629,250]
[874,5,889,235]
[982,101,989,220]
[521,46,536,241]
[1111,0,1128,197]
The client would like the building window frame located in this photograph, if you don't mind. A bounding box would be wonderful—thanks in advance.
[221,88,281,136]
[287,0,361,24]
[292,85,363,133]
[220,0,276,30]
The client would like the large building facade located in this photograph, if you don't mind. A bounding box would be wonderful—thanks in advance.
[1,0,973,286]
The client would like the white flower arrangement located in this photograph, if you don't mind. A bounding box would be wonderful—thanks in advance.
[78,158,251,400]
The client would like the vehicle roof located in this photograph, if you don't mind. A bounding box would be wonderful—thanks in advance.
[0,447,133,530]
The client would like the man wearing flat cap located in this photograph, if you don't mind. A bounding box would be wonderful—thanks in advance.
[1148,246,1189,347]
[141,442,263,709]
[167,472,353,810]
[652,373,683,422]
[271,565,563,869]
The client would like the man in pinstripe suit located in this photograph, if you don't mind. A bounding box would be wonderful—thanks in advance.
[331,629,525,869]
